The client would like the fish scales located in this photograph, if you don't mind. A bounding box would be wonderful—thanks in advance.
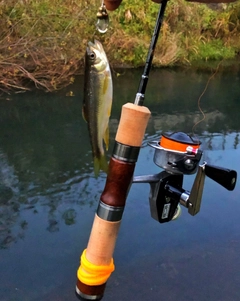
[83,40,113,177]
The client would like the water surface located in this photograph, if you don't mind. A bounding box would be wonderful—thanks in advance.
[0,66,240,301]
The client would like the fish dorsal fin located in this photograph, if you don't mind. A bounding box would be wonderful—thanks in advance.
[104,126,109,150]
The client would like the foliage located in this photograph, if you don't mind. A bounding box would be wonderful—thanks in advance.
[109,0,240,66]
[0,0,239,93]
[0,0,95,93]
[189,38,236,60]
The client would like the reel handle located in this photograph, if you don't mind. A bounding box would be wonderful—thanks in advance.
[205,163,237,191]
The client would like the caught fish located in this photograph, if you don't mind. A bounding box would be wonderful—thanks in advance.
[83,40,113,177]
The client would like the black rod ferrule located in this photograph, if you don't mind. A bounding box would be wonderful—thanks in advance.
[112,141,140,163]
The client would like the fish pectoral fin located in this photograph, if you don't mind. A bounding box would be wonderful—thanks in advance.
[103,75,108,95]
[104,126,109,150]
[103,70,111,95]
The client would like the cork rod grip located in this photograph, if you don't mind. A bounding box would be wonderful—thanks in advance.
[86,215,121,264]
[116,103,151,146]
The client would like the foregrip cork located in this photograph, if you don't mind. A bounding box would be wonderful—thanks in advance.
[76,103,151,300]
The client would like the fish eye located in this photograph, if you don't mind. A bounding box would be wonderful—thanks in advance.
[89,51,96,60]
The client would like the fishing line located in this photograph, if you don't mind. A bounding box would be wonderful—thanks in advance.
[191,60,223,137]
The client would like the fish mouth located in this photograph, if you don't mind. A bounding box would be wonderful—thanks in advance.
[87,40,104,53]
[88,40,103,51]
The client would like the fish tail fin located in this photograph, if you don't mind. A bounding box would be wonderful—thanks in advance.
[93,155,108,177]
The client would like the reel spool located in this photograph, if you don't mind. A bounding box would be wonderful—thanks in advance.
[149,132,202,175]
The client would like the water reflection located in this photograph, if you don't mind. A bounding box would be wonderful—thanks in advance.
[0,67,240,300]
[0,67,240,248]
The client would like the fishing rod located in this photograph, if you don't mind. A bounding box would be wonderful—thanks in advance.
[75,1,169,300]
[135,0,168,106]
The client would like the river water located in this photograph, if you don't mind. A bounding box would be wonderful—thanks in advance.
[0,66,240,301]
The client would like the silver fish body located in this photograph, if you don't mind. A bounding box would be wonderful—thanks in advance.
[83,40,113,176]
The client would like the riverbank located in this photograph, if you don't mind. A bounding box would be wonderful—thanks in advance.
[0,0,239,93]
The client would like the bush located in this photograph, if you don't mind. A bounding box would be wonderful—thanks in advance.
[0,0,239,93]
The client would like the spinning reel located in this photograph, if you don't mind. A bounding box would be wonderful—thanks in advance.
[133,132,237,223]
